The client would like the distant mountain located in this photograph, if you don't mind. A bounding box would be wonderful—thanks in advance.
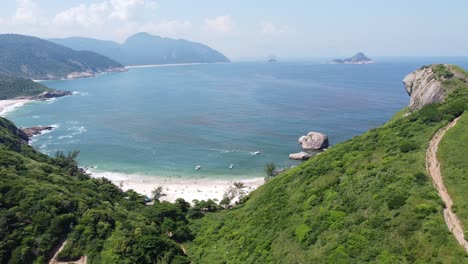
[0,34,126,80]
[331,52,374,64]
[50,32,230,66]
[267,55,278,63]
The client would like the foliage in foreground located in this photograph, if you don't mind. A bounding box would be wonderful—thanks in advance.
[187,65,468,263]
[0,117,194,264]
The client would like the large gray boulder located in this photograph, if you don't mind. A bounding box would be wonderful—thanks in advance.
[403,65,449,111]
[289,152,312,160]
[298,132,328,150]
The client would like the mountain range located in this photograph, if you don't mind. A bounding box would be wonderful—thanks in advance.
[0,34,125,80]
[50,32,230,66]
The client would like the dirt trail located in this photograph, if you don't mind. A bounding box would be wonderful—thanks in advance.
[49,240,87,264]
[426,116,468,253]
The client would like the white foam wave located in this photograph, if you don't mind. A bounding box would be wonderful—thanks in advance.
[72,91,89,96]
[58,125,87,140]
[208,148,243,153]
[0,100,32,116]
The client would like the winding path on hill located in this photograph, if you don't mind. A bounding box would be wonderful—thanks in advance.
[49,240,87,264]
[426,116,468,253]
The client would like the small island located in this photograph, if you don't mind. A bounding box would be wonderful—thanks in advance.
[267,55,278,63]
[331,52,374,64]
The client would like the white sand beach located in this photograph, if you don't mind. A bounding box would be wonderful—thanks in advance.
[0,99,32,116]
[88,169,264,203]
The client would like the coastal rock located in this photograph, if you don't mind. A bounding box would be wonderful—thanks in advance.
[298,132,329,150]
[289,152,312,160]
[33,89,73,100]
[21,126,54,138]
[66,72,95,79]
[403,65,448,111]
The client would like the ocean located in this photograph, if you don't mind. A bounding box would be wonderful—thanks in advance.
[6,58,468,179]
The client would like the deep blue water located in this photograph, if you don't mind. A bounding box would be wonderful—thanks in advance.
[6,58,468,178]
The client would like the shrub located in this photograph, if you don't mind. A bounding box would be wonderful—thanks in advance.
[399,140,418,153]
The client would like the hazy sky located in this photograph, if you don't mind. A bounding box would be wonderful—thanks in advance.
[1,0,467,59]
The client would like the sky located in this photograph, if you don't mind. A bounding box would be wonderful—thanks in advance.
[0,0,467,59]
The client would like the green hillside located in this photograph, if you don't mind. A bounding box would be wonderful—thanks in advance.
[0,34,124,80]
[187,65,468,263]
[0,117,194,263]
[0,74,49,100]
[439,113,468,229]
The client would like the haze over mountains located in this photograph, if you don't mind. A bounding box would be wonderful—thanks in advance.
[0,34,125,80]
[50,32,230,66]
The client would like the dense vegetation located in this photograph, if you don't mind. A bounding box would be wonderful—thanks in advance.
[187,65,468,263]
[0,117,199,263]
[438,113,468,229]
[0,74,49,99]
[0,34,123,80]
[50,32,230,66]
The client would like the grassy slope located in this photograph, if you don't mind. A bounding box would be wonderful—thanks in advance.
[438,112,468,230]
[0,74,49,100]
[187,65,468,263]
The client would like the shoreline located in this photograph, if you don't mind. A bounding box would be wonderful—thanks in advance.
[0,96,265,204]
[0,99,33,116]
[88,169,264,203]
[126,62,225,69]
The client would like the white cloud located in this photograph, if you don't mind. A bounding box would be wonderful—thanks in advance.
[261,21,287,35]
[54,2,109,28]
[53,0,155,28]
[11,0,44,25]
[109,0,144,20]
[204,15,234,33]
[145,1,159,9]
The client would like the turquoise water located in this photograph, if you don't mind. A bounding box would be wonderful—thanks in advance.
[6,59,468,179]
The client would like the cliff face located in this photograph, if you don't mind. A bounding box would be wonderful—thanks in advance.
[403,65,451,111]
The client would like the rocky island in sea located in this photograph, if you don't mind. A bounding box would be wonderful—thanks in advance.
[331,52,374,64]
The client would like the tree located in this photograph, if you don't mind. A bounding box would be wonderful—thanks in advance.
[264,162,277,181]
[152,186,167,201]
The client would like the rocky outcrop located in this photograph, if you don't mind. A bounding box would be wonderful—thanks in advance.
[65,68,127,80]
[289,152,312,160]
[403,65,447,111]
[34,90,73,100]
[21,126,54,138]
[298,132,329,150]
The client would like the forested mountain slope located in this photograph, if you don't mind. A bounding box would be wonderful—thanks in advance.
[0,34,125,80]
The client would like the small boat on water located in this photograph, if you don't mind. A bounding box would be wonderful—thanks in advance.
[251,151,261,155]
[229,164,234,169]
[195,165,202,170]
